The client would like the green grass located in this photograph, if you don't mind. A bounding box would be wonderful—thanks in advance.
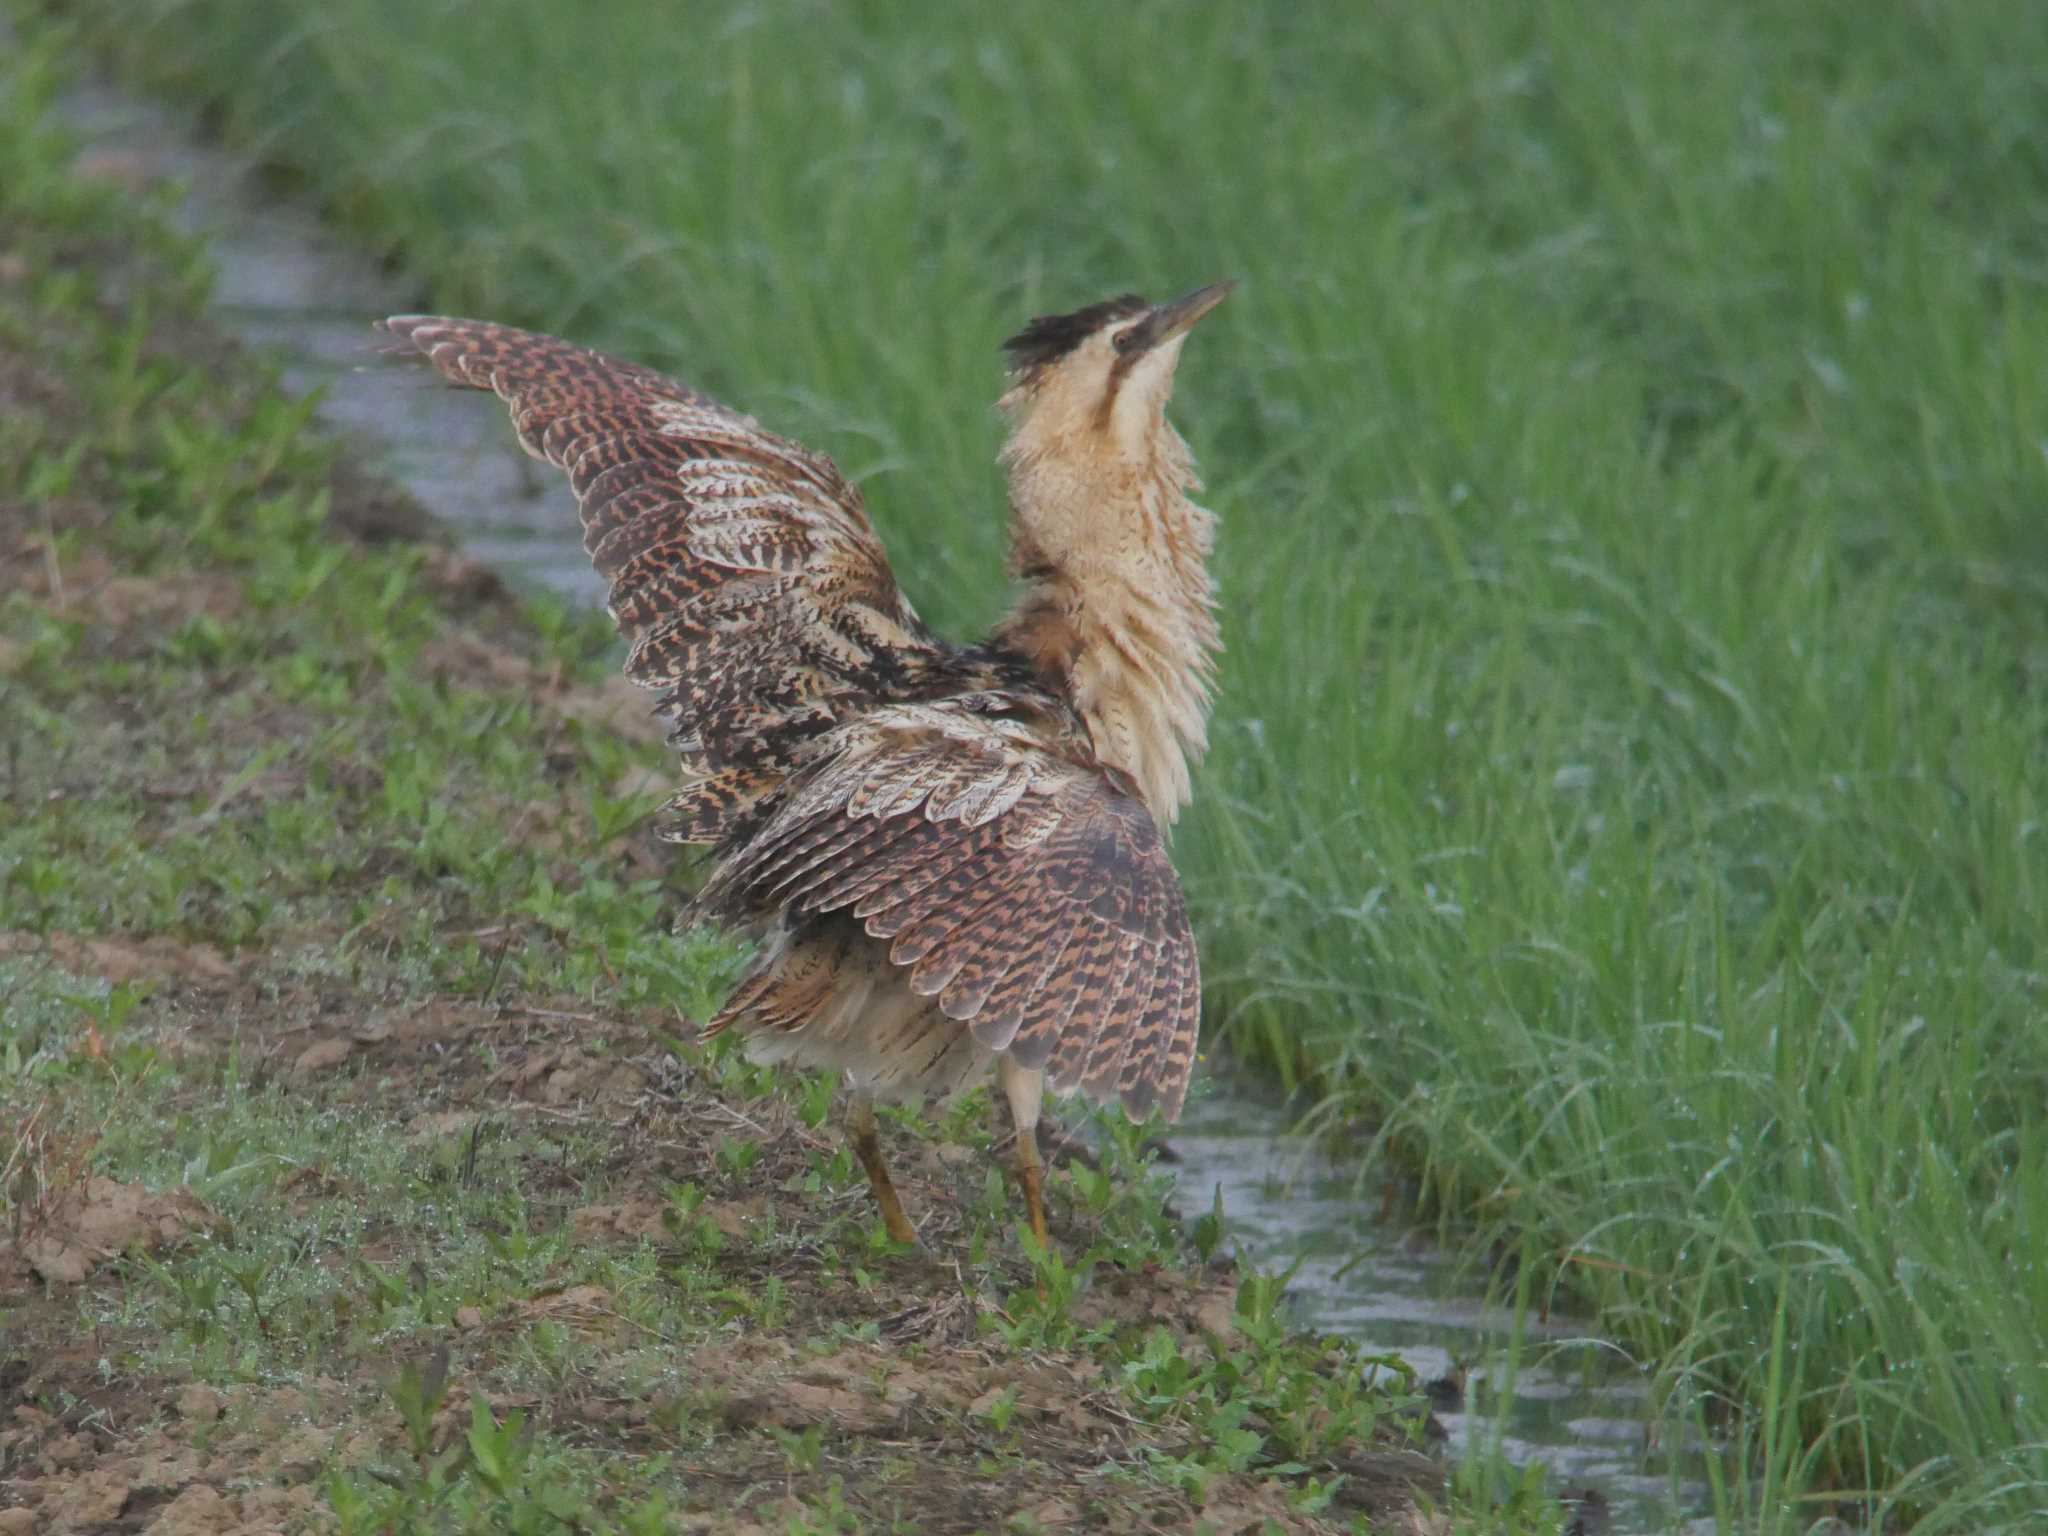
[0,50,1485,1536]
[19,0,2048,1527]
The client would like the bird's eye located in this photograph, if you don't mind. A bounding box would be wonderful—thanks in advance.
[1112,326,1140,354]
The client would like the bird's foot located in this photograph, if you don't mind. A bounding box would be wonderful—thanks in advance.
[874,1183,923,1249]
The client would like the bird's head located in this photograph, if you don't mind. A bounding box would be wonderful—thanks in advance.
[996,283,1233,477]
[992,285,1233,823]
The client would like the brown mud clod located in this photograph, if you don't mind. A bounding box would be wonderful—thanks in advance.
[1,1176,216,1287]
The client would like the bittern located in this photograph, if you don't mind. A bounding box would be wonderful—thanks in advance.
[384,283,1231,1245]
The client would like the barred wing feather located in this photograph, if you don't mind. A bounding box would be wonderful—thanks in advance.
[382,316,940,833]
[383,316,1203,1121]
[704,705,1202,1121]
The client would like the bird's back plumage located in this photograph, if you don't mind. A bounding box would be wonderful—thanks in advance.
[384,312,1205,1123]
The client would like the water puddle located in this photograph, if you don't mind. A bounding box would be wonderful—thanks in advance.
[45,65,1710,1535]
[1172,1084,1710,1530]
[48,75,602,605]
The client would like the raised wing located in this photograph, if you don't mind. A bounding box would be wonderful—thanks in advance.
[382,316,942,838]
[703,703,1202,1121]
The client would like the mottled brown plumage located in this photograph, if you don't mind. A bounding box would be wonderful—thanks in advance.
[382,283,1230,1243]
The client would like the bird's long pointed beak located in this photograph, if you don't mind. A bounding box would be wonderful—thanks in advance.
[1132,281,1236,352]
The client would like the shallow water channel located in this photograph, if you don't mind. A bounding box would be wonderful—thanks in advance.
[50,70,1713,1534]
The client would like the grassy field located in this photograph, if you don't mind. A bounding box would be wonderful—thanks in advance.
[0,48,1499,1535]
[16,0,2048,1528]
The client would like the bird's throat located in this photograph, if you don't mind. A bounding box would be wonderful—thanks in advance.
[993,503,1218,827]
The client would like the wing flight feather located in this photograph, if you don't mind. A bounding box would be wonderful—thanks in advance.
[702,705,1202,1120]
[382,315,940,838]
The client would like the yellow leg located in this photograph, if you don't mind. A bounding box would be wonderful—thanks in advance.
[1014,1125,1050,1247]
[998,1057,1050,1246]
[847,1092,919,1246]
